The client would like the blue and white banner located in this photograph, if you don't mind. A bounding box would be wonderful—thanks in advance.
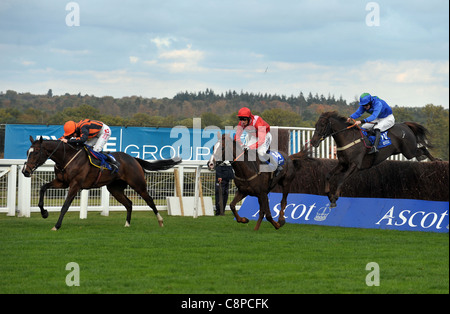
[239,193,449,233]
[5,122,236,160]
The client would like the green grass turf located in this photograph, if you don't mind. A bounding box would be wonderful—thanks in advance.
[0,211,448,294]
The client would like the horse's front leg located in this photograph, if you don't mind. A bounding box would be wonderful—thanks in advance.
[229,190,249,224]
[52,185,80,231]
[328,164,357,208]
[325,163,344,194]
[39,179,68,219]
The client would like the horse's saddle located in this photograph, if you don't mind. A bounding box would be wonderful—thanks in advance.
[361,129,392,149]
[84,146,117,172]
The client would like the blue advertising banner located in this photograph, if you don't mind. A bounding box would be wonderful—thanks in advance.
[5,123,232,160]
[239,193,449,233]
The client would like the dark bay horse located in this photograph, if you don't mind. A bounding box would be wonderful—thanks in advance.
[22,136,181,230]
[310,111,438,207]
[211,133,296,230]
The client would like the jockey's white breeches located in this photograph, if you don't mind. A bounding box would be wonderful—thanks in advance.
[86,124,111,152]
[362,114,395,132]
[246,132,272,157]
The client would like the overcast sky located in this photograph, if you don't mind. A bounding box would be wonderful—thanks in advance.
[0,0,448,108]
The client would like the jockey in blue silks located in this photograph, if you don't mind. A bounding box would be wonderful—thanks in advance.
[347,93,395,154]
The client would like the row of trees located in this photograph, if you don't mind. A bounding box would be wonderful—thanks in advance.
[0,89,355,126]
[1,89,448,160]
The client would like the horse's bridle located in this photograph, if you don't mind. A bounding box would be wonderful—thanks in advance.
[316,118,374,152]
[24,140,65,175]
[317,121,333,141]
[317,119,358,142]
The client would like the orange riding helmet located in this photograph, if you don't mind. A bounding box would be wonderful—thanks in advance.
[63,121,77,137]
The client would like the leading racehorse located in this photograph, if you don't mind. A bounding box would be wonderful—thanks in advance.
[310,111,438,207]
[22,136,181,230]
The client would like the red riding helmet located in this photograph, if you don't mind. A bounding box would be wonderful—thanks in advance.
[237,107,252,118]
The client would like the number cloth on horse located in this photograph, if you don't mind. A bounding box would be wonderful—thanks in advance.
[362,129,392,149]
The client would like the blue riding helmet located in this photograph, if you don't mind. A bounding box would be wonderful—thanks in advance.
[359,93,372,106]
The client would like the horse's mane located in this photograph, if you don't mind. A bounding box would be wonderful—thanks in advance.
[320,111,349,124]
[34,138,83,151]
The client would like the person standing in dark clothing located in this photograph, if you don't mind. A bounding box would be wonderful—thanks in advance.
[214,161,234,216]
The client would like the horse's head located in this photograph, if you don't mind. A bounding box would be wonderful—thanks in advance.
[207,132,248,171]
[310,113,333,148]
[311,111,355,148]
[207,141,220,171]
[222,133,241,162]
[22,136,49,177]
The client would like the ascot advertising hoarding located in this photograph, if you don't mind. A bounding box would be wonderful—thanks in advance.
[239,193,449,233]
[5,121,230,160]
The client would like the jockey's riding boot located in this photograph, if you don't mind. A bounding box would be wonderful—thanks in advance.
[368,129,381,154]
[106,154,120,172]
[274,165,283,177]
[260,153,277,173]
[262,153,282,177]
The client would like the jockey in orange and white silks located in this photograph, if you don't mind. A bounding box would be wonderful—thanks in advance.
[60,119,119,170]
[61,119,111,152]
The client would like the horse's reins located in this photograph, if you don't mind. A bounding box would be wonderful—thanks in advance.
[319,119,358,141]
[25,139,65,174]
[319,119,373,152]
[40,140,83,172]
[62,148,83,170]
[233,150,246,162]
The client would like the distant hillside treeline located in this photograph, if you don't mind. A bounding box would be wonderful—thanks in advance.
[1,89,448,160]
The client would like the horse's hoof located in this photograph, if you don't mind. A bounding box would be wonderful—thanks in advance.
[124,221,130,227]
[330,202,337,208]
[41,210,49,219]
[240,217,249,224]
[278,219,286,227]
[156,213,164,227]
[51,227,58,231]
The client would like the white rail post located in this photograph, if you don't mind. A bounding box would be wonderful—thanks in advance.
[79,190,88,219]
[17,165,31,217]
[100,186,110,216]
[7,165,17,216]
[193,165,201,219]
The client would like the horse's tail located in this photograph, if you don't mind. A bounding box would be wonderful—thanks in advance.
[404,122,434,149]
[135,156,182,171]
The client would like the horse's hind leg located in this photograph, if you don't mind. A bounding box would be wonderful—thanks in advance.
[417,147,439,161]
[141,191,163,227]
[107,181,133,227]
[128,179,164,227]
[255,196,280,231]
[277,190,289,228]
